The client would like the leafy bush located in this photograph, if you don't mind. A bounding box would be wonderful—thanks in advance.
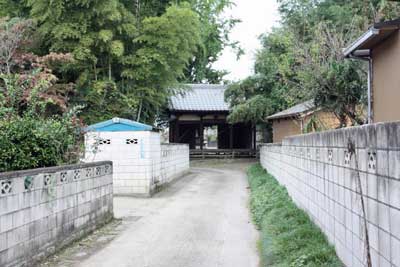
[0,69,82,172]
[247,164,342,267]
[0,114,82,172]
[0,18,83,173]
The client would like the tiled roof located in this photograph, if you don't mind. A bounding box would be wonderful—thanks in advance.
[169,84,230,112]
[267,100,315,120]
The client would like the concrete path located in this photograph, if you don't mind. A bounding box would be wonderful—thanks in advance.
[74,161,258,267]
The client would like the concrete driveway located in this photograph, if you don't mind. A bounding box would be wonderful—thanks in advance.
[48,160,259,267]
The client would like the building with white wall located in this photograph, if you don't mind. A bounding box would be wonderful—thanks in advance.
[84,118,189,197]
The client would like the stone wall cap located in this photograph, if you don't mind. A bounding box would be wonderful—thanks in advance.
[282,121,400,142]
[161,143,190,146]
[0,161,113,180]
[259,143,282,147]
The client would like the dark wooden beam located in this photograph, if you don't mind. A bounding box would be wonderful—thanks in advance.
[174,120,180,143]
[200,116,204,151]
[229,124,233,150]
[169,111,229,116]
[169,121,174,143]
[176,119,227,125]
[253,124,257,150]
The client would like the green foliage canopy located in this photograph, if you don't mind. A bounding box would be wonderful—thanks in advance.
[226,0,400,129]
[183,0,242,83]
[1,0,238,124]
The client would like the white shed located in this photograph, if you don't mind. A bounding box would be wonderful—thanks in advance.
[84,118,190,197]
[84,118,162,196]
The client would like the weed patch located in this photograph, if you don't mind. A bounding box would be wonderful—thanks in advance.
[248,164,342,267]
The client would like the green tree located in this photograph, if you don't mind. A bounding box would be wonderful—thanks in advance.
[1,0,238,123]
[0,39,83,171]
[293,22,367,126]
[132,0,242,83]
[183,0,242,83]
[121,4,201,122]
[26,0,137,81]
[225,29,296,125]
[0,17,34,74]
[227,0,400,130]
[1,1,209,123]
[0,0,30,17]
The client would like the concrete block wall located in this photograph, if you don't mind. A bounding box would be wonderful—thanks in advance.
[149,132,162,192]
[0,161,113,267]
[85,131,160,196]
[85,132,190,197]
[260,122,400,267]
[160,144,190,185]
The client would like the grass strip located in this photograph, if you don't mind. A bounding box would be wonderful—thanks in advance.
[248,164,343,267]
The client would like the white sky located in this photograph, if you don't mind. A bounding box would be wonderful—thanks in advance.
[213,0,280,82]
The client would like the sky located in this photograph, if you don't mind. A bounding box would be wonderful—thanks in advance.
[213,0,281,81]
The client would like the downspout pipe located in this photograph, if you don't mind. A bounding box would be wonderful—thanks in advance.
[343,27,378,124]
[367,58,373,124]
[349,54,373,124]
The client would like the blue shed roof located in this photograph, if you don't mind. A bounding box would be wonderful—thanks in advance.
[86,118,153,132]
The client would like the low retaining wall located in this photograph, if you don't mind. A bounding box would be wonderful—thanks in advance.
[0,161,113,267]
[160,144,190,185]
[260,122,400,267]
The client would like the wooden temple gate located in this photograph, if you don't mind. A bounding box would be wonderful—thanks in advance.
[167,84,257,158]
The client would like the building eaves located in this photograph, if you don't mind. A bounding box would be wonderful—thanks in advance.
[343,18,400,58]
[267,100,315,120]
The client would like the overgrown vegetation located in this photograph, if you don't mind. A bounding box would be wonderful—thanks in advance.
[0,18,83,172]
[0,0,240,124]
[0,69,84,172]
[0,1,239,172]
[0,115,82,172]
[226,0,400,130]
[247,164,342,267]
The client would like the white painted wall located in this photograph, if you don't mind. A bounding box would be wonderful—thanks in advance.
[84,131,189,196]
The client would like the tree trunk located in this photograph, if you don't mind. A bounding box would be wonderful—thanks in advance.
[108,60,112,81]
[94,63,97,81]
[339,114,347,128]
[6,61,10,75]
[334,112,347,128]
[135,0,141,24]
[137,98,143,122]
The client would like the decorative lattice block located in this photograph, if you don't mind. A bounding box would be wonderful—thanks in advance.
[60,172,68,183]
[1,180,12,195]
[74,170,80,180]
[98,139,111,145]
[95,167,101,176]
[368,151,377,171]
[44,174,54,187]
[126,138,138,144]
